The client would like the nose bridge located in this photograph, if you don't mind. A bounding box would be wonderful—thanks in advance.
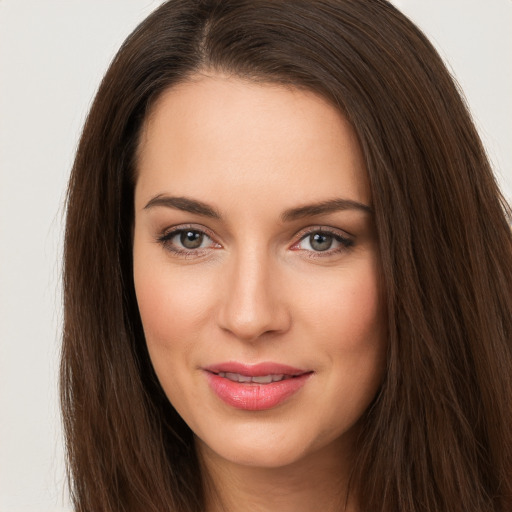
[217,244,289,341]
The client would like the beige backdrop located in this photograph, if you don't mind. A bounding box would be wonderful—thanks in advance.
[0,1,510,510]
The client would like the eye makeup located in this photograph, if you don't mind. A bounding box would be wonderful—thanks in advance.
[155,223,355,260]
[290,226,354,259]
[156,224,221,258]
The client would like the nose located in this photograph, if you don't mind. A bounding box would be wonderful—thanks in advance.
[216,249,291,342]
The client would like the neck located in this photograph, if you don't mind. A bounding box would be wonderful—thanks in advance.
[196,435,359,512]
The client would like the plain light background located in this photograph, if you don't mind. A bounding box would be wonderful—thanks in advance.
[0,1,510,511]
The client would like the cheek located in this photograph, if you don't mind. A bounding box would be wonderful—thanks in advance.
[297,257,387,397]
[136,273,204,346]
[306,265,386,437]
[133,260,218,420]
[302,260,384,347]
[133,243,216,360]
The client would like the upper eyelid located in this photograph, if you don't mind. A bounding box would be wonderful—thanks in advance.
[160,223,217,240]
[156,226,220,254]
[293,225,354,240]
[157,226,220,255]
[159,224,351,237]
[156,224,354,250]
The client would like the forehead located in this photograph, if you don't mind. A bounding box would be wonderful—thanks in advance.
[135,75,370,212]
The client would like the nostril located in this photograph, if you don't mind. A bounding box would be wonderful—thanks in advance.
[215,262,292,341]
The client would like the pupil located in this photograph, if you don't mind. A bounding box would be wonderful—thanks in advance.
[180,230,203,249]
[310,233,333,251]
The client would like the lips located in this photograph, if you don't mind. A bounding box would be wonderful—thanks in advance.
[203,362,313,411]
[217,372,290,383]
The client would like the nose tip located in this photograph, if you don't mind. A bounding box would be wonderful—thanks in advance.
[216,257,291,342]
[219,299,286,342]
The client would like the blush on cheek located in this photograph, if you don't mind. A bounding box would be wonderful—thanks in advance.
[311,271,382,343]
[134,262,215,353]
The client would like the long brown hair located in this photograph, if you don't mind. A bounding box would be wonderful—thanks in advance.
[62,1,512,511]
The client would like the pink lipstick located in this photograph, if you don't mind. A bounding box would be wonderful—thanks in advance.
[203,362,312,411]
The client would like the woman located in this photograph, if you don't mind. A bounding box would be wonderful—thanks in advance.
[61,1,512,511]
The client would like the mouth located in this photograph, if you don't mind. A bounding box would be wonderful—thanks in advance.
[203,362,313,411]
[214,372,301,384]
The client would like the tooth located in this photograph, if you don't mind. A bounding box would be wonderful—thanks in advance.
[252,375,273,384]
[217,372,291,384]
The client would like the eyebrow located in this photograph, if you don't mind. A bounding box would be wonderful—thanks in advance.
[143,194,372,221]
[280,198,373,222]
[144,195,221,218]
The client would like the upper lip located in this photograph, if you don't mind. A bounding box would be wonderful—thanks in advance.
[203,361,310,377]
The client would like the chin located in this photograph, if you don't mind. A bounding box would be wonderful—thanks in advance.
[194,417,351,471]
[199,435,306,469]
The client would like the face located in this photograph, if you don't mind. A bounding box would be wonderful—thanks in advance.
[133,75,386,470]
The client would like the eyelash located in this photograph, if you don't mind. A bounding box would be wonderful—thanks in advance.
[291,227,354,258]
[156,225,219,258]
[156,225,354,259]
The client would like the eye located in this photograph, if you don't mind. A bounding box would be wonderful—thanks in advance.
[292,229,354,255]
[157,227,220,255]
[305,232,335,251]
[177,230,207,249]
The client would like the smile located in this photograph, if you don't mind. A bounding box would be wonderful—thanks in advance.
[204,362,313,411]
[216,372,294,383]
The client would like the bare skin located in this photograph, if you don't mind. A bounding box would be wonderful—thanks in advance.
[199,426,357,512]
[133,74,387,512]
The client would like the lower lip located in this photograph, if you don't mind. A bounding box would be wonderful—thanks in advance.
[205,372,312,411]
